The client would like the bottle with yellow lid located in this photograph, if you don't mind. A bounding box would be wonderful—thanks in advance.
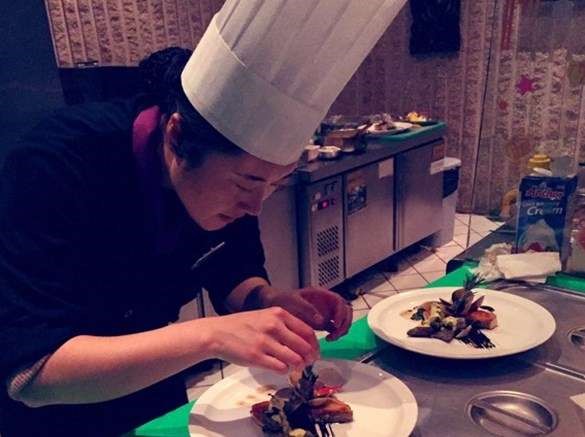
[527,153,551,171]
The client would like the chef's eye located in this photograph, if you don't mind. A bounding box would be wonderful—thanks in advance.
[235,183,253,193]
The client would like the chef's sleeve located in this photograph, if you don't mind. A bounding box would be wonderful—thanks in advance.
[198,215,269,314]
[0,146,86,385]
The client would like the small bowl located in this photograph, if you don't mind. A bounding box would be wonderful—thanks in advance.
[319,146,342,160]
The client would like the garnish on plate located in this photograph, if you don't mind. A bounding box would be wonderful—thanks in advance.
[403,274,497,349]
[250,366,352,436]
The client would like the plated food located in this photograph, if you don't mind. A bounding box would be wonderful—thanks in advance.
[368,287,556,359]
[250,366,352,437]
[403,275,497,348]
[366,120,396,133]
[189,360,418,437]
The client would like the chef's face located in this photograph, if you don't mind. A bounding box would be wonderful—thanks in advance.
[163,114,296,231]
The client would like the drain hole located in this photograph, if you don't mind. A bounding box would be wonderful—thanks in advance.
[569,327,585,350]
[466,391,557,436]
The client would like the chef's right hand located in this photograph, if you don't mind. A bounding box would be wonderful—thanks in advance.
[203,307,319,373]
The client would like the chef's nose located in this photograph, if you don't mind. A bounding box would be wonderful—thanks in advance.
[240,191,264,216]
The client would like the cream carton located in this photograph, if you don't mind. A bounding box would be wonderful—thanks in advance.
[516,175,577,254]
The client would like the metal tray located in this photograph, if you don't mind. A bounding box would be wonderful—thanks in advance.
[364,284,585,436]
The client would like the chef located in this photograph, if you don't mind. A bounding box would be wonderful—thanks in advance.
[0,1,406,435]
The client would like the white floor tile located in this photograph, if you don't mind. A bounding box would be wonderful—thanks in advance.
[352,308,369,321]
[383,265,418,281]
[410,254,446,273]
[440,240,461,248]
[380,259,416,277]
[362,289,397,308]
[348,273,392,297]
[350,295,369,310]
[454,233,470,247]
[390,273,428,291]
[405,248,434,265]
[455,213,470,224]
[421,271,445,283]
[454,223,469,236]
[434,245,463,263]
[470,215,503,233]
[468,232,484,246]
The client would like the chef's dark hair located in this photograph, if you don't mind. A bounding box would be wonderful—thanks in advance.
[138,47,242,168]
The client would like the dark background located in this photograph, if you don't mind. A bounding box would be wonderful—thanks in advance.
[0,1,140,163]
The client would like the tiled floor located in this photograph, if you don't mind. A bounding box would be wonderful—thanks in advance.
[183,214,504,400]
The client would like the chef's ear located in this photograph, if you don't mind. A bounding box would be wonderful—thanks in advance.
[164,112,183,147]
[163,112,186,165]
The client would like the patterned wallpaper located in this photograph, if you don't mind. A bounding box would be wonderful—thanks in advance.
[45,0,585,213]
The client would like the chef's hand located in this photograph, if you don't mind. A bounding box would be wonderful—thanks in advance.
[262,287,353,341]
[203,307,319,373]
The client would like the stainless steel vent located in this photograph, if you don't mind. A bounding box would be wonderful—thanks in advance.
[316,226,339,257]
[318,256,340,286]
[298,175,344,289]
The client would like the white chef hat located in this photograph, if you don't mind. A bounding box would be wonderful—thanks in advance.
[181,0,407,165]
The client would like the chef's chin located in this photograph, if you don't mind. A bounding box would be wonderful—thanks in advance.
[197,214,233,231]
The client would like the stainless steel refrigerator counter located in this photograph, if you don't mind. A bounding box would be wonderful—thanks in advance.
[259,126,447,290]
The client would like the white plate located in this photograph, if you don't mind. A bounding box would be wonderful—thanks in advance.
[189,359,418,437]
[366,121,414,136]
[368,287,556,360]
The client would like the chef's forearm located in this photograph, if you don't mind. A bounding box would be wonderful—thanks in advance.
[223,277,275,313]
[16,319,215,407]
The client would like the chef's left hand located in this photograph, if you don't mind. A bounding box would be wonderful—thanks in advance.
[262,287,352,341]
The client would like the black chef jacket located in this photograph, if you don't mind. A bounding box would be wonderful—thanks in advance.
[0,95,269,436]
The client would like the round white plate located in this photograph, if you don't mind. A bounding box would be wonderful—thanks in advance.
[189,359,418,437]
[366,121,414,136]
[368,287,556,360]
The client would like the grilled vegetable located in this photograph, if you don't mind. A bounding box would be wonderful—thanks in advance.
[467,310,498,330]
[406,272,496,349]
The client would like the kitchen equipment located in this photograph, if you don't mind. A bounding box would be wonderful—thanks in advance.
[395,141,444,250]
[302,144,321,163]
[189,359,418,437]
[298,176,345,288]
[344,158,395,278]
[365,121,413,136]
[257,181,300,290]
[368,287,556,359]
[324,128,361,148]
[318,146,342,160]
[366,283,585,436]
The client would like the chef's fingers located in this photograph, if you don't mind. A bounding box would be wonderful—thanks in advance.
[256,354,289,374]
[279,296,326,329]
[262,337,306,370]
[326,301,353,341]
[273,323,319,365]
[279,309,320,355]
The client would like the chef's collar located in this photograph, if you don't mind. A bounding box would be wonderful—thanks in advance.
[132,105,189,255]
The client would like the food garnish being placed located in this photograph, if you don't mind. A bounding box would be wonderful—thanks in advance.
[402,274,497,349]
[250,366,352,437]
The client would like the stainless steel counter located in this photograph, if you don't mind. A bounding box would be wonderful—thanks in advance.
[365,284,585,436]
